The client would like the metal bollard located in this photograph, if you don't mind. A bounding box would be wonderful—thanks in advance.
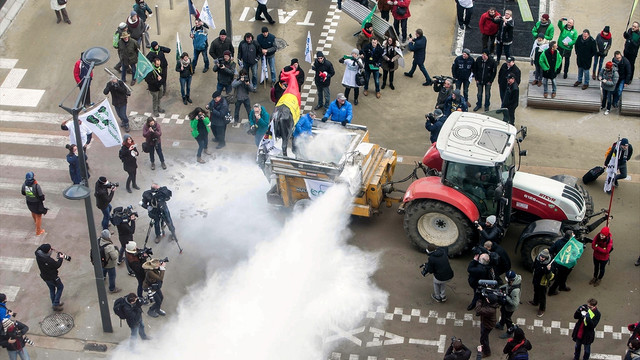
[169,0,173,10]
[155,5,160,35]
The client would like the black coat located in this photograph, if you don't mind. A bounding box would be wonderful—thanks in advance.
[212,60,237,85]
[452,55,474,81]
[145,66,166,92]
[35,245,63,281]
[531,258,552,285]
[503,338,532,358]
[0,320,29,351]
[238,39,261,66]
[491,243,511,275]
[574,36,597,69]
[623,28,640,58]
[21,181,46,214]
[175,61,194,78]
[407,35,427,63]
[496,18,514,44]
[473,56,497,84]
[467,260,493,288]
[208,97,230,127]
[572,306,601,345]
[613,56,632,83]
[122,300,143,328]
[312,58,335,87]
[361,43,384,70]
[501,82,519,110]
[425,247,454,281]
[119,144,139,172]
[209,36,235,59]
[146,46,171,69]
[498,63,521,91]
[94,181,114,210]
[103,80,129,106]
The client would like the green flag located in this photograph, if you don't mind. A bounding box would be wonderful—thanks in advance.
[553,237,584,268]
[362,4,378,30]
[135,50,154,83]
[176,32,183,61]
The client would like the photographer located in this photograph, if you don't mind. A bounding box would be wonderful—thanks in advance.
[34,244,66,311]
[476,289,501,358]
[142,117,165,170]
[444,337,471,360]
[422,244,454,303]
[0,318,31,360]
[99,230,122,294]
[112,207,137,270]
[435,77,454,110]
[142,258,167,318]
[141,183,176,243]
[95,176,117,230]
[122,293,151,341]
[496,271,521,339]
[125,241,150,298]
[572,298,601,360]
[213,50,236,94]
[483,240,511,282]
[425,109,445,144]
[476,215,502,245]
[118,134,140,194]
[503,327,532,359]
[232,69,253,125]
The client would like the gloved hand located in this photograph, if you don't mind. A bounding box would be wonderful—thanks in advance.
[338,58,345,64]
[341,120,347,126]
[321,117,328,122]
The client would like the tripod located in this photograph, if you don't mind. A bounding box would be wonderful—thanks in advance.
[143,209,183,254]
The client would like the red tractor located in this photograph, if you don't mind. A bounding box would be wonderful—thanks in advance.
[398,111,609,269]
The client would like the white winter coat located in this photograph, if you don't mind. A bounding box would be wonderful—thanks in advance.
[341,57,364,88]
[50,0,66,11]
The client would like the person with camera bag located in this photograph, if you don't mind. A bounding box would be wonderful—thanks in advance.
[142,117,165,170]
[572,298,601,360]
[143,258,166,318]
[119,292,151,342]
[98,230,122,294]
[34,244,67,311]
[435,77,454,110]
[125,242,150,298]
[141,183,177,243]
[21,172,47,236]
[466,252,494,311]
[95,176,117,230]
[1,318,31,360]
[425,109,445,144]
[422,244,454,303]
[112,207,137,271]
[443,337,472,360]
[213,50,237,94]
[339,49,364,106]
[502,327,532,359]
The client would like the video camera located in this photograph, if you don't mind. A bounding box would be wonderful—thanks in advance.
[477,280,506,305]
[431,75,453,93]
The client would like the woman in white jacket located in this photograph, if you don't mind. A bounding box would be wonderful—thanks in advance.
[338,48,364,105]
[50,0,71,24]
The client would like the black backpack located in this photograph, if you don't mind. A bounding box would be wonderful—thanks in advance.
[90,243,109,268]
[113,297,128,320]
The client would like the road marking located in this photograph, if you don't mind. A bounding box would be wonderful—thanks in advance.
[0,197,60,218]
[590,354,621,360]
[0,227,46,245]
[0,257,34,272]
[296,11,315,26]
[408,334,447,353]
[277,9,298,24]
[0,58,18,69]
[0,131,67,147]
[0,58,45,107]
[0,178,70,194]
[1,68,27,88]
[0,110,68,124]
[367,327,404,347]
[0,154,67,170]
[0,285,19,302]
[324,325,364,346]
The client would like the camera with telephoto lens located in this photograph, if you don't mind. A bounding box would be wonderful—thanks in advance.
[477,280,506,304]
[109,182,120,189]
[58,252,71,262]
[425,112,437,123]
[13,327,34,346]
[144,288,156,304]
[217,57,225,65]
[159,257,169,263]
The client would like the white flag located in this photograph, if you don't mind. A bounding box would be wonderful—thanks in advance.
[200,0,215,29]
[78,98,123,147]
[260,55,269,83]
[305,31,312,64]
[603,139,620,193]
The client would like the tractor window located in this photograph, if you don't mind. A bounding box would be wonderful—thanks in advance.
[501,150,515,182]
[444,162,500,216]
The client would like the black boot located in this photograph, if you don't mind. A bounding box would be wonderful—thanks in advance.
[187,96,193,104]
[389,82,395,90]
[381,81,386,89]
[183,96,187,105]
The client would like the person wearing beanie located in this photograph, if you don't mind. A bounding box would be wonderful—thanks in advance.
[548,229,576,296]
[289,58,305,92]
[598,60,619,114]
[238,33,262,89]
[590,227,613,286]
[442,89,469,118]
[133,0,152,47]
[530,33,549,86]
[476,215,501,244]
[50,0,71,24]
[539,40,562,98]
[497,271,522,339]
[574,29,597,89]
[623,21,640,83]
[255,0,275,24]
[35,243,67,311]
[213,49,237,95]
[209,28,235,61]
[113,204,139,273]
[404,28,433,87]
[502,326,532,357]
[593,26,612,80]
[557,17,579,79]
[21,172,47,236]
[94,176,117,230]
[421,244,454,303]
[99,229,122,294]
[531,13,553,40]
[451,48,474,104]
[425,109,445,144]
[604,137,633,187]
[145,56,167,116]
[529,248,553,317]
[126,11,146,49]
[190,18,210,73]
[257,26,278,85]
[103,74,132,132]
[119,134,140,193]
[147,41,171,94]
[232,68,253,124]
[472,48,497,112]
[312,51,335,111]
[207,89,230,149]
[0,317,32,359]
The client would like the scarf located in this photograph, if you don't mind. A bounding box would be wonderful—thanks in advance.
[181,57,191,67]
[362,28,373,38]
[600,31,612,40]
[127,16,140,28]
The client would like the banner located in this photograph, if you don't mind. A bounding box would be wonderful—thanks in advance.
[604,139,620,193]
[257,121,281,159]
[305,31,312,64]
[304,179,333,200]
[135,50,155,83]
[78,98,123,147]
[553,237,584,268]
[176,32,183,61]
[200,0,215,29]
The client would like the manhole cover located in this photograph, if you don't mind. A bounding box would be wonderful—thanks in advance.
[275,38,288,50]
[41,313,74,337]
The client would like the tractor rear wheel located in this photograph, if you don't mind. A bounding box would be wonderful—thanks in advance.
[520,235,555,271]
[404,200,474,256]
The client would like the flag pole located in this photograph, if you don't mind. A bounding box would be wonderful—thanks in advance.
[606,186,614,227]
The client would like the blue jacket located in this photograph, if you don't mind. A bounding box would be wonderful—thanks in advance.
[325,100,353,123]
[67,153,83,185]
[408,35,427,63]
[249,106,270,138]
[256,33,277,57]
[191,24,209,51]
[293,113,314,137]
[451,55,474,82]
[425,118,445,144]
[443,95,468,117]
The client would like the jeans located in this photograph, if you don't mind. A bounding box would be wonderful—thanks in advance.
[216,82,232,94]
[130,318,148,341]
[149,289,164,312]
[601,89,614,110]
[574,339,591,360]
[558,47,572,75]
[114,104,129,127]
[196,134,208,158]
[432,278,448,299]
[7,349,30,360]
[102,267,117,291]
[317,85,330,109]
[482,34,496,54]
[495,43,511,62]
[149,142,165,164]
[255,3,274,22]
[543,77,557,94]
[455,79,470,100]
[263,55,276,82]
[476,82,492,108]
[577,67,590,85]
[245,62,259,89]
[592,54,606,75]
[235,98,251,122]
[408,60,431,82]
[101,204,112,230]
[150,90,163,114]
[480,325,492,354]
[179,76,192,98]
[593,258,608,279]
[121,63,136,83]
[393,18,408,42]
[364,69,380,92]
[499,307,514,329]
[456,4,473,27]
[44,277,64,306]
[193,46,209,70]
[613,79,626,106]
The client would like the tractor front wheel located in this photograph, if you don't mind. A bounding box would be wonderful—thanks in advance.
[520,235,555,271]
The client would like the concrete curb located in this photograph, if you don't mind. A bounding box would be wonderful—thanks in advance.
[0,0,25,40]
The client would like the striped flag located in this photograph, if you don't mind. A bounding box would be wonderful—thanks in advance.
[188,0,198,16]
[135,50,155,83]
[604,139,621,193]
[362,4,377,29]
[552,236,584,268]
[304,31,312,64]
[176,32,183,61]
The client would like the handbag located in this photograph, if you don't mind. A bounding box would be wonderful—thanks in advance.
[57,0,67,5]
[396,6,407,16]
[224,113,233,124]
[225,90,237,105]
[141,142,151,153]
[355,71,366,86]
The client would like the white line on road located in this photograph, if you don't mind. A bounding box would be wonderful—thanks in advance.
[0,58,19,69]
[0,131,67,147]
[0,228,46,245]
[0,257,34,272]
[0,197,60,218]
[590,354,622,360]
[0,286,19,302]
[0,154,68,170]
[1,68,27,89]
[0,88,46,107]
[0,110,68,124]
[0,178,70,194]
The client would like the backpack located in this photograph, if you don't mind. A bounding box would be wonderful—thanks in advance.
[113,31,121,49]
[113,297,128,320]
[90,243,110,268]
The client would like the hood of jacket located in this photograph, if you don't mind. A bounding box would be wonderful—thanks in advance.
[510,274,522,286]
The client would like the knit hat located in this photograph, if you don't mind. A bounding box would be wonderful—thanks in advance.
[290,58,299,65]
[482,48,490,56]
[486,215,496,225]
[603,26,610,33]
[25,171,34,181]
[223,50,231,57]
[261,26,269,33]
[434,109,443,117]
[506,270,516,280]
[118,22,127,30]
[316,51,324,58]
[539,248,550,259]
[212,90,222,98]
[605,61,613,69]
[537,32,545,39]
[453,89,461,97]
[130,10,137,17]
[600,227,610,236]
[506,73,515,79]
[351,48,359,56]
[621,138,629,146]
[541,13,549,20]
[101,229,111,240]
[123,134,132,142]
[564,229,574,238]
[219,29,226,35]
[2,318,13,333]
[462,48,471,56]
[150,41,158,48]
[126,241,137,253]
[98,176,108,184]
[41,244,52,253]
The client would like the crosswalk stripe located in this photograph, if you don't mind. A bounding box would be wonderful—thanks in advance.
[0,110,68,124]
[0,131,67,147]
[0,257,34,272]
[0,198,60,218]
[0,286,19,302]
[0,154,68,170]
[0,228,46,245]
[0,178,70,194]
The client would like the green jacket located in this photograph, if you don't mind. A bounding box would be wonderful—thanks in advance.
[190,117,211,138]
[532,21,554,40]
[539,48,562,73]
[557,20,578,50]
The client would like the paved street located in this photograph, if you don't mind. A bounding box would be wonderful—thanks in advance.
[0,0,638,359]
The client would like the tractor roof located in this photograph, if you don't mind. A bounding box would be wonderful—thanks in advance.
[436,112,517,167]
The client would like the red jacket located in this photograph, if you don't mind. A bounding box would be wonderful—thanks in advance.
[73,60,94,84]
[391,0,411,20]
[591,233,612,261]
[479,10,501,36]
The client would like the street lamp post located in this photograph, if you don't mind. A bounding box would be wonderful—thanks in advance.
[225,0,232,39]
[60,47,113,333]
